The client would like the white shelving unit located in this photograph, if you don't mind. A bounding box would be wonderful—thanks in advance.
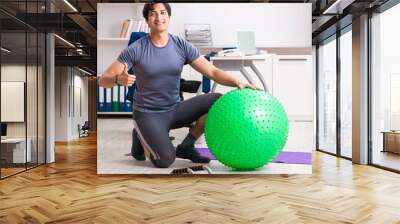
[98,38,129,42]
[97,4,144,116]
[97,112,132,115]
[97,3,145,75]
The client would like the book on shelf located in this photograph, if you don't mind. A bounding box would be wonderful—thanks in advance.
[119,19,130,38]
[130,20,142,36]
[138,20,150,33]
[120,19,149,39]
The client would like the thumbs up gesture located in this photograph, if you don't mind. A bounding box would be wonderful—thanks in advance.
[117,63,136,86]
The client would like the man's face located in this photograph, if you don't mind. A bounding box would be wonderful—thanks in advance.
[146,3,170,33]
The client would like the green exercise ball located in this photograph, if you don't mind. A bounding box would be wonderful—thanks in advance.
[205,88,289,170]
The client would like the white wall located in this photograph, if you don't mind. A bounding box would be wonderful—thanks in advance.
[55,67,89,141]
[97,3,311,74]
[1,65,29,138]
[169,3,311,48]
[1,82,24,122]
[1,65,26,82]
[72,73,89,138]
[55,66,69,141]
[1,64,46,163]
[98,3,311,47]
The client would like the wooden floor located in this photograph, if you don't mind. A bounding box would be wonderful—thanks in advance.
[1,135,400,223]
[1,167,26,178]
[373,151,400,171]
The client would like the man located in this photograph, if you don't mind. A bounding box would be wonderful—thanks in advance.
[98,2,258,168]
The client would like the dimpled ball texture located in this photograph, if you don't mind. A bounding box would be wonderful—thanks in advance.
[205,88,289,170]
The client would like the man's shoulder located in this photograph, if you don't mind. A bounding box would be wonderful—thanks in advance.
[124,35,149,52]
[169,33,190,47]
[169,33,184,41]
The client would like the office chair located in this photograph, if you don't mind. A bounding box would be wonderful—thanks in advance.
[78,121,90,138]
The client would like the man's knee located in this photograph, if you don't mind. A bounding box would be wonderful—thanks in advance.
[201,93,222,115]
[206,92,222,109]
[151,152,176,168]
[211,92,222,101]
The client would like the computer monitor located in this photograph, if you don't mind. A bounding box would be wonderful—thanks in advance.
[236,31,257,55]
[1,123,7,138]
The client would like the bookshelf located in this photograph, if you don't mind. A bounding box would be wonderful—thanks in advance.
[97,4,145,116]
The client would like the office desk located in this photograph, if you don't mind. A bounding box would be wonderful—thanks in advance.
[210,54,270,92]
[1,138,31,163]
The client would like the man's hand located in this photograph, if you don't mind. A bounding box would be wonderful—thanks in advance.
[118,63,136,86]
[236,81,261,90]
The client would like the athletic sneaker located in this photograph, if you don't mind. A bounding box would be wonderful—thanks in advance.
[176,145,210,163]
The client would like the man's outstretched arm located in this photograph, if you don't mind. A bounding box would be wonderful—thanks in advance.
[190,56,259,89]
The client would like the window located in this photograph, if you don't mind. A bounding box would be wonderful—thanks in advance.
[318,36,337,154]
[370,2,400,171]
[339,28,352,158]
[0,1,47,179]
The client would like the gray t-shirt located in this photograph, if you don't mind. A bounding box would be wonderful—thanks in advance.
[117,33,200,112]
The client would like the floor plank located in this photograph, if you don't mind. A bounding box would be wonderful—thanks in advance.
[0,134,400,223]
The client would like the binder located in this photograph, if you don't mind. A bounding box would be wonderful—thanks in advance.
[111,86,119,112]
[125,89,133,112]
[202,76,211,93]
[98,87,105,112]
[123,87,133,112]
[119,85,127,112]
[105,88,112,112]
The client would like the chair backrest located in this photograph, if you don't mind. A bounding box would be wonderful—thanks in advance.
[126,32,148,102]
[128,32,148,46]
[82,121,90,129]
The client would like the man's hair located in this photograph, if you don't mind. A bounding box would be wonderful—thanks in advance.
[142,2,171,20]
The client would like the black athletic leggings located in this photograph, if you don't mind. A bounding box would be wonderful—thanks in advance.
[132,93,222,168]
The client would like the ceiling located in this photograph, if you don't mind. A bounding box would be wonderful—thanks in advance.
[0,0,391,74]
